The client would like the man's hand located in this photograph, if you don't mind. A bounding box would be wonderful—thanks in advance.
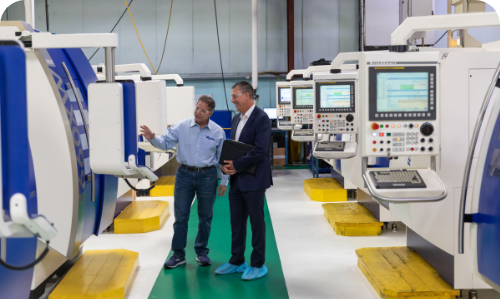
[140,125,155,140]
[222,160,237,175]
[217,185,227,197]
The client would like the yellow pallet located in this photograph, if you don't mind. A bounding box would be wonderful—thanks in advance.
[323,203,383,236]
[356,247,460,299]
[50,249,139,299]
[114,200,169,234]
[304,178,347,202]
[150,176,175,197]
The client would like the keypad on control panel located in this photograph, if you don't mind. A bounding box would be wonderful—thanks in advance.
[294,109,313,123]
[369,123,435,153]
[278,105,291,116]
[315,114,356,132]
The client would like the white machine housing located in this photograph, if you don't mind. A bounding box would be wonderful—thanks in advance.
[166,85,195,128]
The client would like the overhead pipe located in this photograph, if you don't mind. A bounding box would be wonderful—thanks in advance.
[24,0,34,28]
[252,0,258,103]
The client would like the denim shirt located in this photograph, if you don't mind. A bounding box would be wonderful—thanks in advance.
[149,117,229,186]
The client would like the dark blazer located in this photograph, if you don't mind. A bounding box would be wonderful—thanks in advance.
[230,106,273,192]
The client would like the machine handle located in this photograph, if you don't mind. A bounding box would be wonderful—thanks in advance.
[458,62,500,254]
[362,173,447,204]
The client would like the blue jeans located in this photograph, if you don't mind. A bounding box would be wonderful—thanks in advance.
[171,166,219,259]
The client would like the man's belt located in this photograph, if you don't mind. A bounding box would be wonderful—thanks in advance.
[180,164,216,172]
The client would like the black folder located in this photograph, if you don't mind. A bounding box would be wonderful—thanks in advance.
[219,140,256,174]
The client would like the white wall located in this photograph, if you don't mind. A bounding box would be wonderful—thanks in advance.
[1,0,288,75]
[294,0,359,70]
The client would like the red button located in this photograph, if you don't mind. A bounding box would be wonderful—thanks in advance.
[411,148,414,151]
[372,141,376,144]
[317,114,321,119]
[379,133,384,137]
[294,110,297,113]
[371,123,380,130]
[340,129,343,131]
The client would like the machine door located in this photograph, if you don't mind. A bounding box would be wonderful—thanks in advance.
[477,108,500,290]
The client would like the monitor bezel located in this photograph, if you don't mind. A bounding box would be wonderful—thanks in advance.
[292,85,314,109]
[368,66,437,121]
[314,81,355,113]
[277,86,292,105]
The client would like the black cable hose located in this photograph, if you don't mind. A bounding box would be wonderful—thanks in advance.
[88,0,134,61]
[213,0,232,123]
[122,177,156,192]
[0,241,50,271]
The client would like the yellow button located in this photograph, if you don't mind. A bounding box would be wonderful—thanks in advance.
[372,148,377,152]
[392,124,395,128]
[415,124,419,128]
[397,124,401,128]
[397,138,401,141]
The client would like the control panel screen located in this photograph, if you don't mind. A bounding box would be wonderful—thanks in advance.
[376,72,429,113]
[294,87,314,108]
[319,85,351,108]
[315,81,355,113]
[278,86,291,104]
[368,66,436,121]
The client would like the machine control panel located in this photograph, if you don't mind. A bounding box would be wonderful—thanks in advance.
[276,83,292,129]
[313,79,357,134]
[292,84,314,124]
[363,66,439,156]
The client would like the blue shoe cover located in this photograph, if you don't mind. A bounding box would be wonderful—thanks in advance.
[241,265,268,280]
[215,262,249,275]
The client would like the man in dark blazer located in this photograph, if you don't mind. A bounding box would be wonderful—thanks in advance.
[215,81,272,281]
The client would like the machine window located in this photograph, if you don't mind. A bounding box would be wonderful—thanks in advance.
[319,84,351,108]
[278,87,291,104]
[376,72,429,113]
[294,87,314,107]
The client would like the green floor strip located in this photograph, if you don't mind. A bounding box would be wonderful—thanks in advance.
[148,186,289,299]
[274,165,309,170]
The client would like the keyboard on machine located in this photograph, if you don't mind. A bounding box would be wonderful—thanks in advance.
[315,141,345,152]
[369,170,426,189]
[293,129,314,136]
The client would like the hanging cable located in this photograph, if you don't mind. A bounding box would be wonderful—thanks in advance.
[122,177,156,192]
[157,0,174,72]
[213,0,232,122]
[88,0,134,61]
[124,0,158,75]
[45,0,49,31]
[0,241,50,271]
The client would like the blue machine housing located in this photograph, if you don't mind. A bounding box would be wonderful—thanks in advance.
[0,43,38,299]
[477,108,500,289]
[44,47,119,240]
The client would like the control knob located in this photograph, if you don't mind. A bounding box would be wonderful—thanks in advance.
[420,122,434,136]
[346,114,354,122]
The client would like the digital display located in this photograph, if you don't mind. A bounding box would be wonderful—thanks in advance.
[319,85,351,108]
[294,88,314,106]
[279,87,291,103]
[376,72,429,112]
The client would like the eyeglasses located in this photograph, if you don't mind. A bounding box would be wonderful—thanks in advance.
[195,106,211,114]
[231,93,244,99]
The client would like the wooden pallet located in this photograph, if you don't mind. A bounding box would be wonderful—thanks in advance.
[150,176,175,197]
[114,200,169,234]
[304,178,347,202]
[323,203,383,236]
[50,249,139,299]
[356,247,460,299]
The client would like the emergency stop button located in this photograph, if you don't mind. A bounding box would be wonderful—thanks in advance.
[371,123,380,130]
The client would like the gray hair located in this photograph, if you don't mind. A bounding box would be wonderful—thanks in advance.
[232,81,254,99]
[197,95,216,112]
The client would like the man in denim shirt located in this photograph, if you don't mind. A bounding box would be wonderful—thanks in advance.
[140,95,228,269]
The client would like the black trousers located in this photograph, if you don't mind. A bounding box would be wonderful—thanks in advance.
[228,177,266,268]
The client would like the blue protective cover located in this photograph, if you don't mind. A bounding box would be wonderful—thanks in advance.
[122,83,138,162]
[211,110,233,139]
[0,44,38,299]
[477,108,500,289]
